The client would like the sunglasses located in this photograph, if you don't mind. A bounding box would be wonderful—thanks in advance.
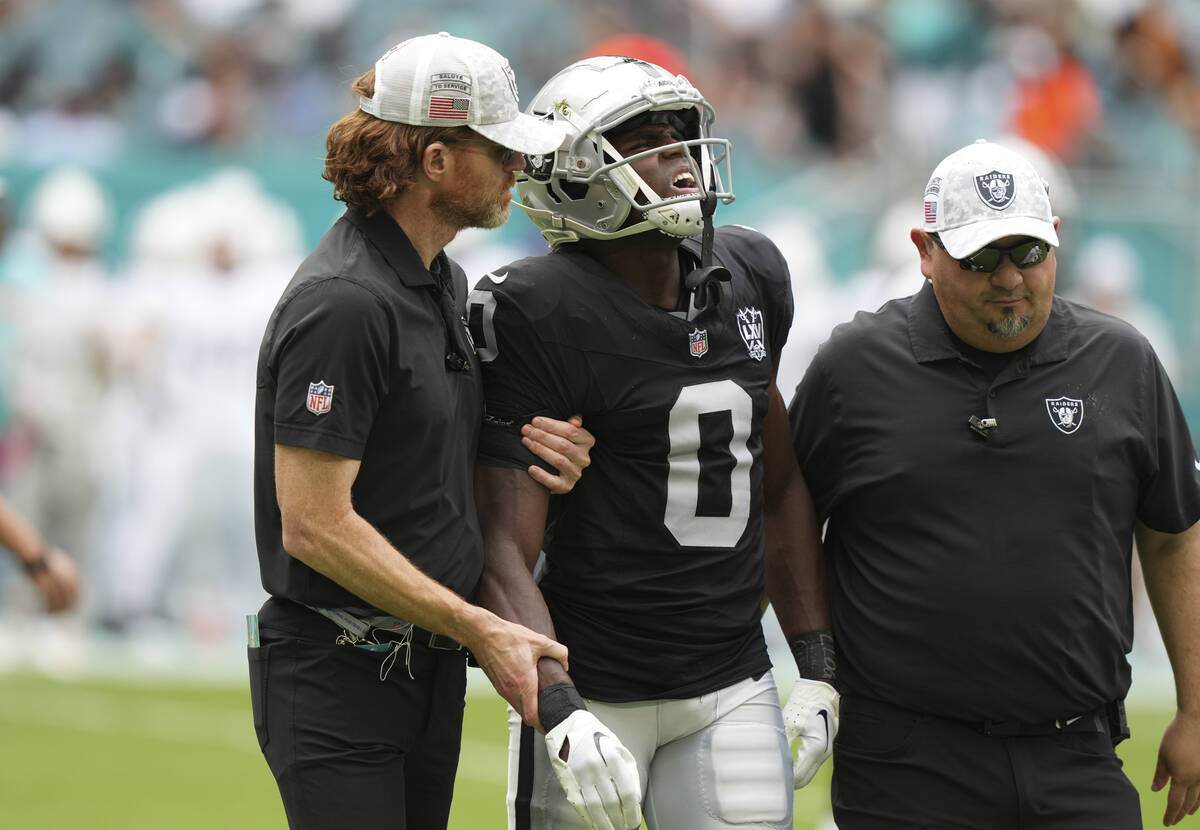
[930,232,1052,272]
[442,137,517,167]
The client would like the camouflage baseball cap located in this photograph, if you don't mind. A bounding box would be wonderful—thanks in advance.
[922,139,1059,258]
[359,32,567,156]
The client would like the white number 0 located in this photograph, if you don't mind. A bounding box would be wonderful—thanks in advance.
[664,380,753,548]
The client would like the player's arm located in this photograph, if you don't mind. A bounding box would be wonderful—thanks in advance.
[474,465,568,723]
[274,444,568,717]
[762,378,838,789]
[476,463,643,829]
[0,495,79,613]
[762,381,831,641]
[1136,518,1200,826]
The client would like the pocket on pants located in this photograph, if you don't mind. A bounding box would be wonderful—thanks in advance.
[835,702,923,759]
[247,644,273,751]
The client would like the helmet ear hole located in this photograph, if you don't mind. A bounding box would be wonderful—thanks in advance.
[558,181,588,201]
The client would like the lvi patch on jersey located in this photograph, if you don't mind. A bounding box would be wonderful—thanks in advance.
[737,306,766,362]
[307,380,334,415]
[1045,396,1083,434]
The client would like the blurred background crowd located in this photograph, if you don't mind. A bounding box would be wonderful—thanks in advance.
[0,0,1196,681]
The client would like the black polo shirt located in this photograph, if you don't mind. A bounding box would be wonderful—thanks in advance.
[254,209,484,608]
[790,281,1200,723]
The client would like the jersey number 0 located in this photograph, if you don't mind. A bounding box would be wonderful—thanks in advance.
[666,380,753,548]
[467,291,753,549]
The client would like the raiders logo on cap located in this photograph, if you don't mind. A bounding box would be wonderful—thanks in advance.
[974,171,1015,210]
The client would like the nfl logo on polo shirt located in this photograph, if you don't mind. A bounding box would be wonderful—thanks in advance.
[689,328,709,358]
[307,380,334,415]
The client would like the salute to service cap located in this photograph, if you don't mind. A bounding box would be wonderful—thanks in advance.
[359,31,567,156]
[922,138,1059,259]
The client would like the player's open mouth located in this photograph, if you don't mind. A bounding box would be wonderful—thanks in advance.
[672,171,698,192]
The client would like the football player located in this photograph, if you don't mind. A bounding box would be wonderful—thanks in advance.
[469,56,835,830]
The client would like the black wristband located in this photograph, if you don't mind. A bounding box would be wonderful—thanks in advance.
[538,683,587,732]
[789,630,837,684]
[22,546,50,576]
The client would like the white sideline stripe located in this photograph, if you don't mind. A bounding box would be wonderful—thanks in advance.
[0,685,507,783]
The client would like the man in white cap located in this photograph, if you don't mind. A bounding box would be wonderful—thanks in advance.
[790,139,1200,828]
[250,32,596,829]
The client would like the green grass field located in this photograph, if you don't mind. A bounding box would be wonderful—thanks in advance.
[0,671,1187,828]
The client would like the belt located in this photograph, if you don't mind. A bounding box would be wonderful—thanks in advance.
[408,626,463,652]
[361,623,463,652]
[978,709,1106,737]
[842,695,1110,739]
[304,603,463,652]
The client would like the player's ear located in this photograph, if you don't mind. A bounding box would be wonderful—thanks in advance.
[423,141,449,182]
[911,229,935,280]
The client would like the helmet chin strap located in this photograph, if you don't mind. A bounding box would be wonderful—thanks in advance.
[683,172,731,315]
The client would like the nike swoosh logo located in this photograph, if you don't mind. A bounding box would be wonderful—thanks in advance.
[818,710,831,752]
[1064,715,1083,726]
[1194,459,1200,472]
[486,271,508,284]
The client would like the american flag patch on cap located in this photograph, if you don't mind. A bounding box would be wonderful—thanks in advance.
[429,96,469,120]
[924,198,937,224]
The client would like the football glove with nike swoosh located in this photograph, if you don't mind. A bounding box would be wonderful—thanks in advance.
[783,678,840,788]
[544,709,643,830]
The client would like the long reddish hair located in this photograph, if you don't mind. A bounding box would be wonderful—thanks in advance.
[323,69,470,214]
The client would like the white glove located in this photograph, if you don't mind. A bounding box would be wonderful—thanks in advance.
[782,678,840,788]
[544,709,643,830]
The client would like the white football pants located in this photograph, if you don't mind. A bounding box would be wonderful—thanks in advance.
[506,672,792,830]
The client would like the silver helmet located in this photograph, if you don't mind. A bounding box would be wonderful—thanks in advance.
[515,56,734,251]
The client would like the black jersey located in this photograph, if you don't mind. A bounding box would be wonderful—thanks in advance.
[469,225,793,702]
[790,282,1200,723]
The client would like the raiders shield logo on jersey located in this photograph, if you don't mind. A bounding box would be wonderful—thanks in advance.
[689,328,709,358]
[1045,396,1083,434]
[307,380,334,415]
[736,307,766,361]
[974,171,1015,210]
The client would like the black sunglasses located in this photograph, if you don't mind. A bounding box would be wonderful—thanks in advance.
[930,232,1052,273]
[442,137,517,167]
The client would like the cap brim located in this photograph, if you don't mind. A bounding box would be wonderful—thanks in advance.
[472,113,567,156]
[938,216,1059,259]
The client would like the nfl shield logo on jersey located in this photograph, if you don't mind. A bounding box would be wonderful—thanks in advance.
[737,307,767,362]
[306,380,334,416]
[1045,396,1083,434]
[689,328,709,358]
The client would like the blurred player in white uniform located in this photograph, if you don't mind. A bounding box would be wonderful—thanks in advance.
[97,170,300,634]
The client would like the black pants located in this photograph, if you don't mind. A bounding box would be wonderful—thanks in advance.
[832,696,1142,830]
[248,597,468,830]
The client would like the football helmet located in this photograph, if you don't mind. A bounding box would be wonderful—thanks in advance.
[515,56,734,250]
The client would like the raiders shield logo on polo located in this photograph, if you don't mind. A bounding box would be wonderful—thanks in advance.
[689,328,709,358]
[974,171,1016,210]
[307,380,334,415]
[737,306,767,361]
[1045,396,1083,434]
